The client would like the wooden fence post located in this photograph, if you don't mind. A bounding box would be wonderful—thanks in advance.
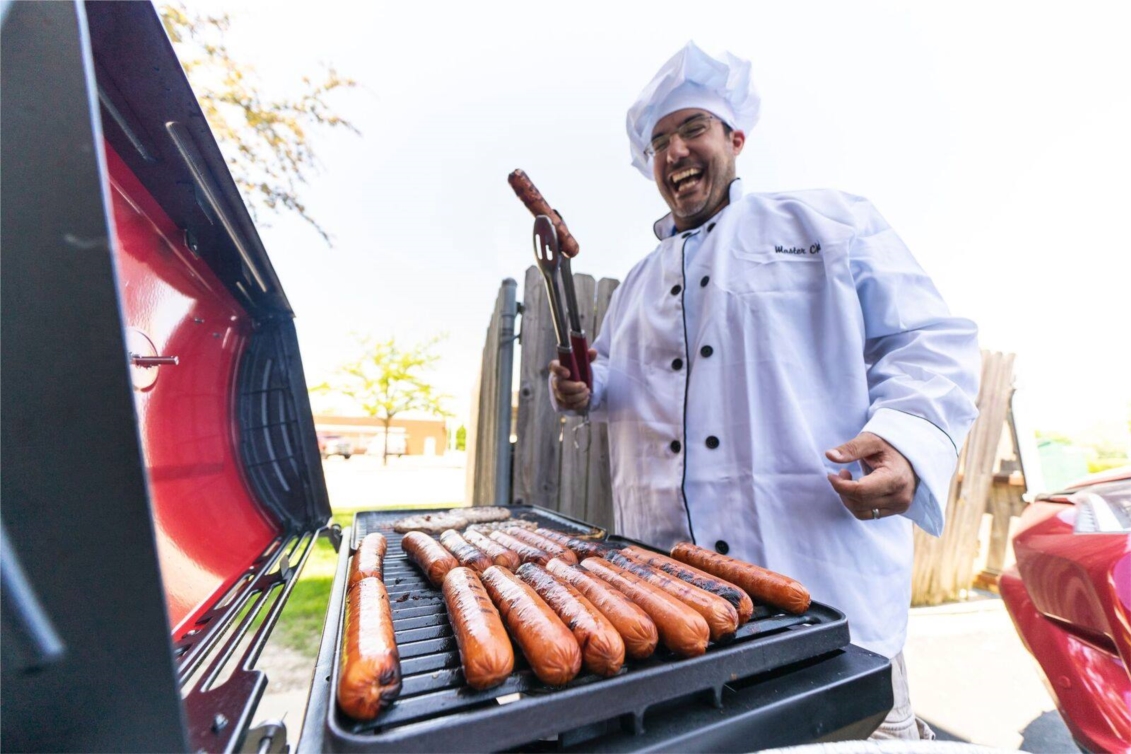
[583,277,620,532]
[911,350,1016,605]
[558,274,597,521]
[465,281,509,506]
[513,265,562,509]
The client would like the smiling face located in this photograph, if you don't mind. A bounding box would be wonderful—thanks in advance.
[651,108,745,231]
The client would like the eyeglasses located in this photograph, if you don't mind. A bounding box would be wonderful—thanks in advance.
[644,114,716,158]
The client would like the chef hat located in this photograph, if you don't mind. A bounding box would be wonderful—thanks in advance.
[626,41,760,178]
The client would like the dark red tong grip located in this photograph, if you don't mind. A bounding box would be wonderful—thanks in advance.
[569,333,592,390]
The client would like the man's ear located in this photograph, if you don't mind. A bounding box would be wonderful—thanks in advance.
[731,130,746,157]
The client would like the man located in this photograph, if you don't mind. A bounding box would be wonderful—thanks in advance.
[550,41,980,740]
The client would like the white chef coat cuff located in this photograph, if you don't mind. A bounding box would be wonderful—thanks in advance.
[862,407,958,537]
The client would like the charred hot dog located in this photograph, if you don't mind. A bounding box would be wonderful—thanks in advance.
[464,528,521,570]
[442,567,514,689]
[488,530,551,565]
[605,552,738,641]
[337,577,401,720]
[670,542,812,615]
[580,558,709,657]
[507,169,580,258]
[534,528,614,560]
[349,532,387,588]
[440,529,493,573]
[480,566,582,686]
[401,531,459,587]
[506,527,578,565]
[620,545,754,624]
[545,558,658,660]
[516,563,624,677]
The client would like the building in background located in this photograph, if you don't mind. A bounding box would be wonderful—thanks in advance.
[313,414,448,457]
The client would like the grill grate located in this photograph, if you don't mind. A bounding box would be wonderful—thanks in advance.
[309,506,850,753]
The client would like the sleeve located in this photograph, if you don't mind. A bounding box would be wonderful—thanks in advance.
[846,197,981,536]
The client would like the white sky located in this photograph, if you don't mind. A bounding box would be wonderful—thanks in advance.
[188,0,1130,440]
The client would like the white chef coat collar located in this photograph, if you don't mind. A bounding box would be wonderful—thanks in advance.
[653,178,745,240]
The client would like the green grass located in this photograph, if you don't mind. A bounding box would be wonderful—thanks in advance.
[271,505,462,656]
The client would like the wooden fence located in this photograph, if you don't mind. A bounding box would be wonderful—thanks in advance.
[469,284,1023,604]
[911,350,1020,605]
[467,266,620,531]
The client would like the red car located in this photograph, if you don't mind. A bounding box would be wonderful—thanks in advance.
[1000,467,1131,753]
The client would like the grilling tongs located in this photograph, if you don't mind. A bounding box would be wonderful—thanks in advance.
[510,169,592,390]
[533,215,593,393]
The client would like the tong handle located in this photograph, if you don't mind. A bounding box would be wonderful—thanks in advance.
[557,345,582,384]
[569,333,592,390]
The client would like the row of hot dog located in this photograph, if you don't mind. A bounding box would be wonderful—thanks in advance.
[336,524,812,722]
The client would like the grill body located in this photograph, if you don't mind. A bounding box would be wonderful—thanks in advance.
[300,508,892,752]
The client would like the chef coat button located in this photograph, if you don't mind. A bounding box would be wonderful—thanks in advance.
[671,358,683,371]
[682,231,692,239]
[707,222,716,233]
[706,436,720,449]
[715,540,730,554]
[670,440,681,453]
[700,275,710,287]
[670,284,682,296]
[700,345,713,357]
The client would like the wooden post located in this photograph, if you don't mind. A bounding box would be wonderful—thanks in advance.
[911,351,1016,605]
[466,281,508,505]
[583,277,620,532]
[513,265,562,508]
[558,273,596,521]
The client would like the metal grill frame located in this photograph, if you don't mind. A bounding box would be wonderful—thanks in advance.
[299,506,854,753]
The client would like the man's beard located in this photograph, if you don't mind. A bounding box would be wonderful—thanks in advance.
[673,195,710,219]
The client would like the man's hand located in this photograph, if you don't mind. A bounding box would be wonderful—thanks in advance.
[550,348,597,412]
[825,432,918,521]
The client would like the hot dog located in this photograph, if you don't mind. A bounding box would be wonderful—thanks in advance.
[349,532,387,588]
[506,528,579,565]
[580,558,709,657]
[401,531,459,587]
[480,566,582,686]
[442,567,514,689]
[670,542,812,615]
[507,169,580,258]
[605,552,738,641]
[337,577,401,720]
[545,558,658,660]
[439,529,493,573]
[516,563,625,677]
[534,528,613,560]
[464,529,521,570]
[488,531,551,565]
[620,546,754,624]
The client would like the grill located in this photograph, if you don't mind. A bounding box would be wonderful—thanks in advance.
[299,507,873,753]
[2,4,892,749]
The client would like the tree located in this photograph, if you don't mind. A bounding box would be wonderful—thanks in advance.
[311,336,452,464]
[159,2,358,244]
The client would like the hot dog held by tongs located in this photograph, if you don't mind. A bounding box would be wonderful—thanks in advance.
[510,169,592,391]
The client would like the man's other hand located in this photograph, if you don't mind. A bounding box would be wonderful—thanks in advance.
[549,348,596,412]
[825,432,918,520]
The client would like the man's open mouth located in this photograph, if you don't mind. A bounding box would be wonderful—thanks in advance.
[669,167,704,195]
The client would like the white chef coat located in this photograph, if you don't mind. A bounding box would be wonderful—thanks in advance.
[579,179,980,659]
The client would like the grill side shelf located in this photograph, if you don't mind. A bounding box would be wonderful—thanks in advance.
[310,507,850,753]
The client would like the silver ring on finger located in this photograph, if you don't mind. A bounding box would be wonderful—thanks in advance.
[871,507,880,520]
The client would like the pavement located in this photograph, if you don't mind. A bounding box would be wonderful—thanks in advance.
[904,595,1076,752]
[253,456,1079,752]
[320,451,468,510]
